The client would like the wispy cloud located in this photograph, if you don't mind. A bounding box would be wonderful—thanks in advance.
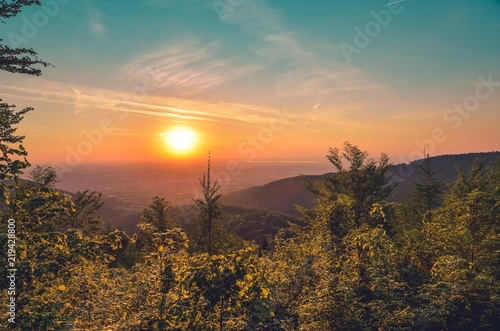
[0,79,280,126]
[88,8,106,38]
[119,38,262,93]
[223,1,390,99]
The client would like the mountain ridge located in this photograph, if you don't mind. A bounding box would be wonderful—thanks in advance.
[221,151,500,216]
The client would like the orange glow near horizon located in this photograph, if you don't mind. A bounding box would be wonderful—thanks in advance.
[161,126,199,157]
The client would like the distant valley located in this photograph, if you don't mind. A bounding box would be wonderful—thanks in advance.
[94,151,499,238]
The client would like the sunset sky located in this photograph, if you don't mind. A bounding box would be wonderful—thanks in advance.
[1,0,499,169]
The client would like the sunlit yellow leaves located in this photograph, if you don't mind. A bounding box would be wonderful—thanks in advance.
[57,284,66,291]
[260,288,269,299]
[369,203,387,220]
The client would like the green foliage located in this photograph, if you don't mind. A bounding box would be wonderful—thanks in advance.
[432,158,499,274]
[139,196,176,233]
[12,167,74,232]
[1,135,499,330]
[29,164,59,186]
[65,189,104,233]
[221,206,301,247]
[411,154,445,223]
[268,222,412,330]
[266,146,500,330]
[0,100,30,180]
[155,246,272,330]
[191,153,244,256]
[1,0,51,76]
[312,141,396,236]
[0,228,113,330]
[0,0,41,21]
[393,155,447,292]
[0,100,32,217]
[408,157,500,330]
[194,152,223,256]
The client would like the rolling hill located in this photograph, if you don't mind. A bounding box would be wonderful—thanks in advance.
[221,151,500,216]
[59,151,500,238]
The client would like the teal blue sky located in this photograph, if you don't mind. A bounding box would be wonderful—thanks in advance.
[1,0,499,164]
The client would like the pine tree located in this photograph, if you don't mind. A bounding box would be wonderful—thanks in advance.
[417,158,500,330]
[411,154,445,223]
[309,141,396,240]
[194,152,222,256]
[441,158,498,273]
[139,196,175,233]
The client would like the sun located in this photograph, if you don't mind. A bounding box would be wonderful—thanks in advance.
[162,127,198,155]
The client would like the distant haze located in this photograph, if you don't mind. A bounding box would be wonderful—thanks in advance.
[53,160,333,208]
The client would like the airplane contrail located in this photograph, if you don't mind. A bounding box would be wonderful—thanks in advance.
[384,0,405,7]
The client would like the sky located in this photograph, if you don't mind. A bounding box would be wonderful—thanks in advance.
[1,0,499,171]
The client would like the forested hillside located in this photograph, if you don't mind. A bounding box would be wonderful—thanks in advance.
[94,152,500,240]
[221,152,500,216]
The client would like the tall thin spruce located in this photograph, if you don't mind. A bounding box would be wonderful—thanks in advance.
[195,151,222,256]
